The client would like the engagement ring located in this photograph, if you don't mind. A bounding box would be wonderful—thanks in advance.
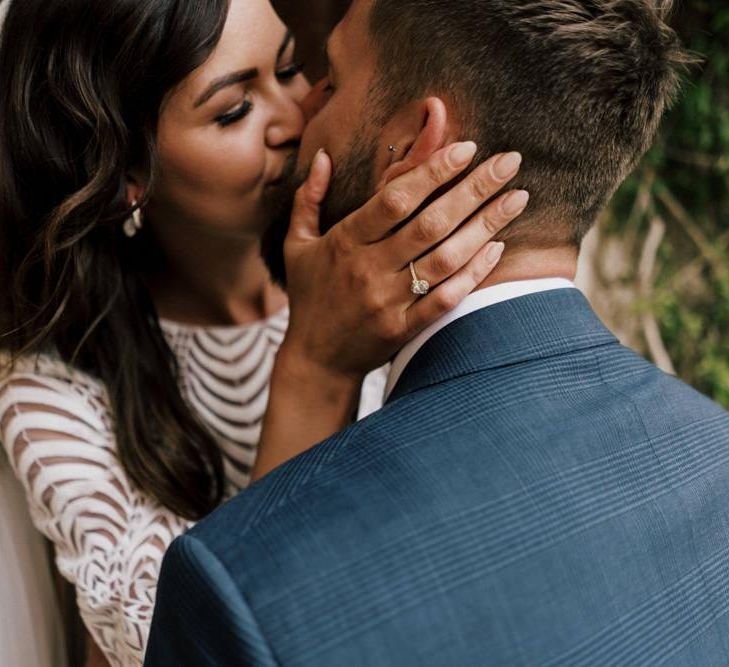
[409,262,430,296]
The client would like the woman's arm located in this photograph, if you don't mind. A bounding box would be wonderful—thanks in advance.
[253,348,362,482]
[86,631,112,667]
[0,371,191,667]
[252,144,526,481]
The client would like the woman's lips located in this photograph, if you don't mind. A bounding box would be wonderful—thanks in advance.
[267,153,299,187]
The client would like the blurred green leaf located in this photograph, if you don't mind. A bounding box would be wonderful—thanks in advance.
[607,2,729,407]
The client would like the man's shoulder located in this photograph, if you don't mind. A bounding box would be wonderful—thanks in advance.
[598,343,729,433]
[187,404,398,554]
[189,343,729,577]
[186,382,485,577]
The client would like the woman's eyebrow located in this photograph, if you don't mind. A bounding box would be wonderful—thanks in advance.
[194,69,258,108]
[194,30,294,109]
[277,30,294,62]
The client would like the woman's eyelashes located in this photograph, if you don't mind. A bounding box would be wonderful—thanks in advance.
[214,63,304,128]
[215,100,253,127]
[276,62,305,82]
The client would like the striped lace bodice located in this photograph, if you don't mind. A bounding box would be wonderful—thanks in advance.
[0,308,386,666]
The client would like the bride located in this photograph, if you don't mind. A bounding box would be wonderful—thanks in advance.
[0,0,524,665]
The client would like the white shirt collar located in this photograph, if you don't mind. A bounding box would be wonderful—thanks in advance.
[384,278,577,399]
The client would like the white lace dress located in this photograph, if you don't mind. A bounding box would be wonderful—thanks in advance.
[0,308,387,667]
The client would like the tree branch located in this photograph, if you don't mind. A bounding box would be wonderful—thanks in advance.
[638,215,677,375]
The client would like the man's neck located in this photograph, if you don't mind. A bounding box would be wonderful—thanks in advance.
[476,246,579,291]
[384,246,579,400]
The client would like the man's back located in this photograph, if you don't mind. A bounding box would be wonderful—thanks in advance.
[146,289,729,666]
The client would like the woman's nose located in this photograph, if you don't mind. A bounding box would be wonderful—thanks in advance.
[266,81,309,148]
[300,78,330,123]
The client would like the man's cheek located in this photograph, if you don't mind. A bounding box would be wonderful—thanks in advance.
[298,119,328,173]
[301,78,331,123]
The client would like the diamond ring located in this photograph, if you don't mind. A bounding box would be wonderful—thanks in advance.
[409,261,430,296]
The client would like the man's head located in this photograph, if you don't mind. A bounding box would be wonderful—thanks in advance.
[262,0,688,285]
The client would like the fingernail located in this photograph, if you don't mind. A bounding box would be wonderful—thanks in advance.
[448,141,478,167]
[311,148,327,171]
[492,152,522,180]
[486,242,505,263]
[502,190,530,215]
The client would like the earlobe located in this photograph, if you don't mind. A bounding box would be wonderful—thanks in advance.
[125,173,146,206]
[377,97,450,190]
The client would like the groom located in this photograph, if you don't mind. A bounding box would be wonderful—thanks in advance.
[146,1,729,665]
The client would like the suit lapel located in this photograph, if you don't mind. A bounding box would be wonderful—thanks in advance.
[387,289,617,402]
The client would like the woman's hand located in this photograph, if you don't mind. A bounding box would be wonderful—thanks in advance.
[252,142,528,481]
[280,141,527,380]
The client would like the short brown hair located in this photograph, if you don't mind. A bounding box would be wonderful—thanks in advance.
[369,0,691,246]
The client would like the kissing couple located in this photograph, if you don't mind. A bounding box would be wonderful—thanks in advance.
[1,0,727,666]
[145,0,729,665]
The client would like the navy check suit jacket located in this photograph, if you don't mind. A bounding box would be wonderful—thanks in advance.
[145,289,729,666]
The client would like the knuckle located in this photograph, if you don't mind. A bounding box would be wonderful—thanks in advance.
[349,259,373,288]
[431,248,459,277]
[427,159,447,184]
[380,187,411,220]
[374,312,404,344]
[415,211,450,243]
[294,182,309,201]
[469,174,493,202]
[331,229,355,256]
[433,288,460,312]
[480,211,503,236]
[365,296,387,319]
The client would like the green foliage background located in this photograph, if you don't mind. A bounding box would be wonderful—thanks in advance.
[603,0,729,406]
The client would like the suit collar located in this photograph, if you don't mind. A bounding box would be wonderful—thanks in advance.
[386,288,617,403]
[385,279,576,398]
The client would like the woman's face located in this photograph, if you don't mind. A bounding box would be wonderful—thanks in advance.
[145,0,309,241]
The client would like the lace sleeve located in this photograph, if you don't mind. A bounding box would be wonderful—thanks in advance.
[0,369,190,667]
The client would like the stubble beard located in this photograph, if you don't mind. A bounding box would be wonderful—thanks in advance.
[260,132,378,287]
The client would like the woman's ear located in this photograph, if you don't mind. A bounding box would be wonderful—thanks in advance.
[376,97,449,191]
[125,172,146,206]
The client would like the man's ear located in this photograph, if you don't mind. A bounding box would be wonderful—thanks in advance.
[376,97,450,191]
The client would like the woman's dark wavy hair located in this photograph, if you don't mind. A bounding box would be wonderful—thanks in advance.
[0,0,231,519]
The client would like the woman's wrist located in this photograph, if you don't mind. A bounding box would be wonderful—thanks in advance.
[252,343,365,482]
[273,340,365,403]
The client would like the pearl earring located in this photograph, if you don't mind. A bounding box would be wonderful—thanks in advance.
[123,201,143,238]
